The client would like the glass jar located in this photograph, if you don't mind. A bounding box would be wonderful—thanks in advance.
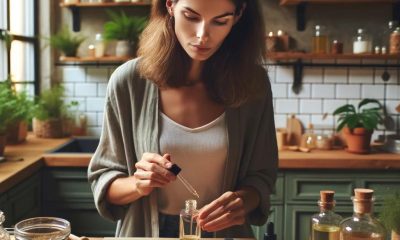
[316,134,332,150]
[390,27,400,54]
[0,210,10,240]
[180,199,200,240]
[312,25,328,54]
[14,217,71,240]
[301,123,317,149]
[310,191,342,240]
[353,28,372,54]
[94,33,105,58]
[340,189,386,240]
[331,40,343,54]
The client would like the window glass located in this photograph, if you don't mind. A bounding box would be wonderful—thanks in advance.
[10,0,35,36]
[10,40,35,82]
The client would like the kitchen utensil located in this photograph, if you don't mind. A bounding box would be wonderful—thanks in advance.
[14,217,71,240]
[286,114,304,146]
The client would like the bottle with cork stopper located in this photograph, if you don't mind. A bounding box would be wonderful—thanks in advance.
[340,188,386,240]
[310,190,342,240]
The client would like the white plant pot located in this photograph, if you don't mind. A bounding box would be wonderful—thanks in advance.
[115,40,132,57]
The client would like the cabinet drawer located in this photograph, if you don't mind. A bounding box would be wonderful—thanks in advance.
[43,168,93,202]
[360,176,400,203]
[285,172,355,203]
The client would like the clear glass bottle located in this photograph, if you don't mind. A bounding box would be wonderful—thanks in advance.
[301,123,317,149]
[94,33,105,58]
[340,188,386,240]
[383,21,398,49]
[312,25,328,54]
[310,190,342,240]
[180,199,201,240]
[0,210,10,240]
[353,28,372,54]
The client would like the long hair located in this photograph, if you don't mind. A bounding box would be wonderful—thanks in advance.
[137,0,266,107]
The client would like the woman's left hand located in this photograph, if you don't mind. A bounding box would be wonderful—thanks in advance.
[197,191,245,232]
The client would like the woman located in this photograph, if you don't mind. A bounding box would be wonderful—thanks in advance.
[88,0,278,238]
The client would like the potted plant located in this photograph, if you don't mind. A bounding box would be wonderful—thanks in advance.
[103,10,147,57]
[0,81,19,155]
[32,85,72,138]
[380,192,400,240]
[333,98,384,154]
[48,25,85,59]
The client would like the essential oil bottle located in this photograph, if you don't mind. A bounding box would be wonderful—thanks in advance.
[179,199,200,240]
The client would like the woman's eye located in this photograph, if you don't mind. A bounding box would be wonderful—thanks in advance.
[183,13,199,21]
[214,20,228,26]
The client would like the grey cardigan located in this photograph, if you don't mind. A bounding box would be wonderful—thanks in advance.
[88,58,278,238]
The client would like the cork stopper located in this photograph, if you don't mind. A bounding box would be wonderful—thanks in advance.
[353,188,374,213]
[319,190,335,210]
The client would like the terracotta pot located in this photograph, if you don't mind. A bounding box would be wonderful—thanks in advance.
[33,118,64,138]
[0,135,6,156]
[343,127,373,154]
[392,230,400,240]
[6,121,28,144]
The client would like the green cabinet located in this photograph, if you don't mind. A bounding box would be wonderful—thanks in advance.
[42,167,116,237]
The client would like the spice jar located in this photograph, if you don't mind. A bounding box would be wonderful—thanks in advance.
[390,27,400,54]
[316,134,332,150]
[353,28,372,54]
[331,40,343,54]
[312,25,328,54]
[266,32,280,52]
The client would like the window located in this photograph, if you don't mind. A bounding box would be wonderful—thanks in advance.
[0,0,38,96]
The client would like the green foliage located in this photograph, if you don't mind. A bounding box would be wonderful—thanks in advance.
[379,192,400,234]
[103,10,147,43]
[48,25,85,57]
[33,85,68,121]
[0,29,12,50]
[332,98,384,132]
[0,79,20,134]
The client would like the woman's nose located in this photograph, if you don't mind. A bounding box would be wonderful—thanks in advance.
[195,22,209,44]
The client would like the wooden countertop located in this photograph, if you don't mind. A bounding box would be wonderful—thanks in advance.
[1,135,400,193]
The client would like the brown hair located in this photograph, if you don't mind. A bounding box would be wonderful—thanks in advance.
[137,0,266,107]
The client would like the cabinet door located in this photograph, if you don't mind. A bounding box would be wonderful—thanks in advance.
[252,205,284,240]
[284,205,353,240]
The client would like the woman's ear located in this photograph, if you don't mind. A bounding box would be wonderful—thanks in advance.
[166,0,174,16]
[234,3,246,24]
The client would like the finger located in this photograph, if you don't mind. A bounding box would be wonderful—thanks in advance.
[199,197,243,227]
[135,160,175,180]
[203,215,245,232]
[202,209,245,232]
[134,171,169,185]
[198,191,238,219]
[142,152,173,169]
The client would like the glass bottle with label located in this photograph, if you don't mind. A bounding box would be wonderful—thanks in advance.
[313,25,328,54]
[340,188,386,240]
[310,191,342,240]
[353,29,372,54]
[180,199,201,240]
[0,210,10,240]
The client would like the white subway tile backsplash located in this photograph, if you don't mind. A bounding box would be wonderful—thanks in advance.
[85,112,97,127]
[265,65,276,83]
[374,68,399,84]
[62,83,75,97]
[58,67,86,82]
[274,114,287,129]
[386,85,400,99]
[75,83,97,97]
[349,68,374,84]
[311,114,334,128]
[336,85,361,99]
[303,68,323,83]
[86,97,106,111]
[312,84,335,98]
[324,68,347,83]
[97,112,104,126]
[296,114,310,128]
[87,68,109,82]
[275,99,298,113]
[276,66,293,83]
[323,99,347,113]
[300,99,322,113]
[288,84,311,98]
[97,83,108,97]
[361,85,385,99]
[271,83,287,98]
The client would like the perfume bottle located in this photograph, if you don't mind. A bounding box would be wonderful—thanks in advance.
[340,189,386,240]
[179,199,201,240]
[0,210,10,240]
[310,190,342,240]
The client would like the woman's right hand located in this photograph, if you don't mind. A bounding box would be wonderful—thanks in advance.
[133,153,176,196]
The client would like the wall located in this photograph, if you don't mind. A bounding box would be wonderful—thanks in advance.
[55,0,400,138]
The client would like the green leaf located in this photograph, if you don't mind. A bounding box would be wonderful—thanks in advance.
[333,104,356,115]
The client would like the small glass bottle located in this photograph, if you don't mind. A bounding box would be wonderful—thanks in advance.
[353,29,372,54]
[301,123,317,149]
[0,210,10,240]
[390,27,400,54]
[312,25,328,54]
[310,190,342,240]
[383,21,398,50]
[94,33,105,58]
[180,199,201,240]
[340,188,386,240]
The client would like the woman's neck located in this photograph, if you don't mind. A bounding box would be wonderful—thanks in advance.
[187,60,204,84]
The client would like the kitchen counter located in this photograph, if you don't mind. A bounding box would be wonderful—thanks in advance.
[1,135,400,193]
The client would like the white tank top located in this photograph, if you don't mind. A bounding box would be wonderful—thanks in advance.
[158,112,228,215]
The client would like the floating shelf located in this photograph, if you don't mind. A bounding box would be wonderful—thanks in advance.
[280,0,399,6]
[59,1,151,32]
[267,52,400,60]
[56,56,132,66]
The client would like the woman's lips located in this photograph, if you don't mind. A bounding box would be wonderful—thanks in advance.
[190,44,211,52]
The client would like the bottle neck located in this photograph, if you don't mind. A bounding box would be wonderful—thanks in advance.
[318,200,335,212]
[185,199,197,213]
[352,198,374,215]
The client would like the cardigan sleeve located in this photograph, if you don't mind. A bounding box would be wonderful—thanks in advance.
[238,79,278,226]
[87,69,131,222]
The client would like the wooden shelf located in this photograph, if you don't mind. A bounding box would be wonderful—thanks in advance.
[267,52,400,60]
[59,2,151,8]
[57,56,132,65]
[281,0,399,6]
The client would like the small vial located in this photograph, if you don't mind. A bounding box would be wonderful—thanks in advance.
[381,46,387,54]
[95,33,105,58]
[374,46,381,54]
[179,199,201,240]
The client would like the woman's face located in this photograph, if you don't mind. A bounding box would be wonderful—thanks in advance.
[168,0,240,62]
